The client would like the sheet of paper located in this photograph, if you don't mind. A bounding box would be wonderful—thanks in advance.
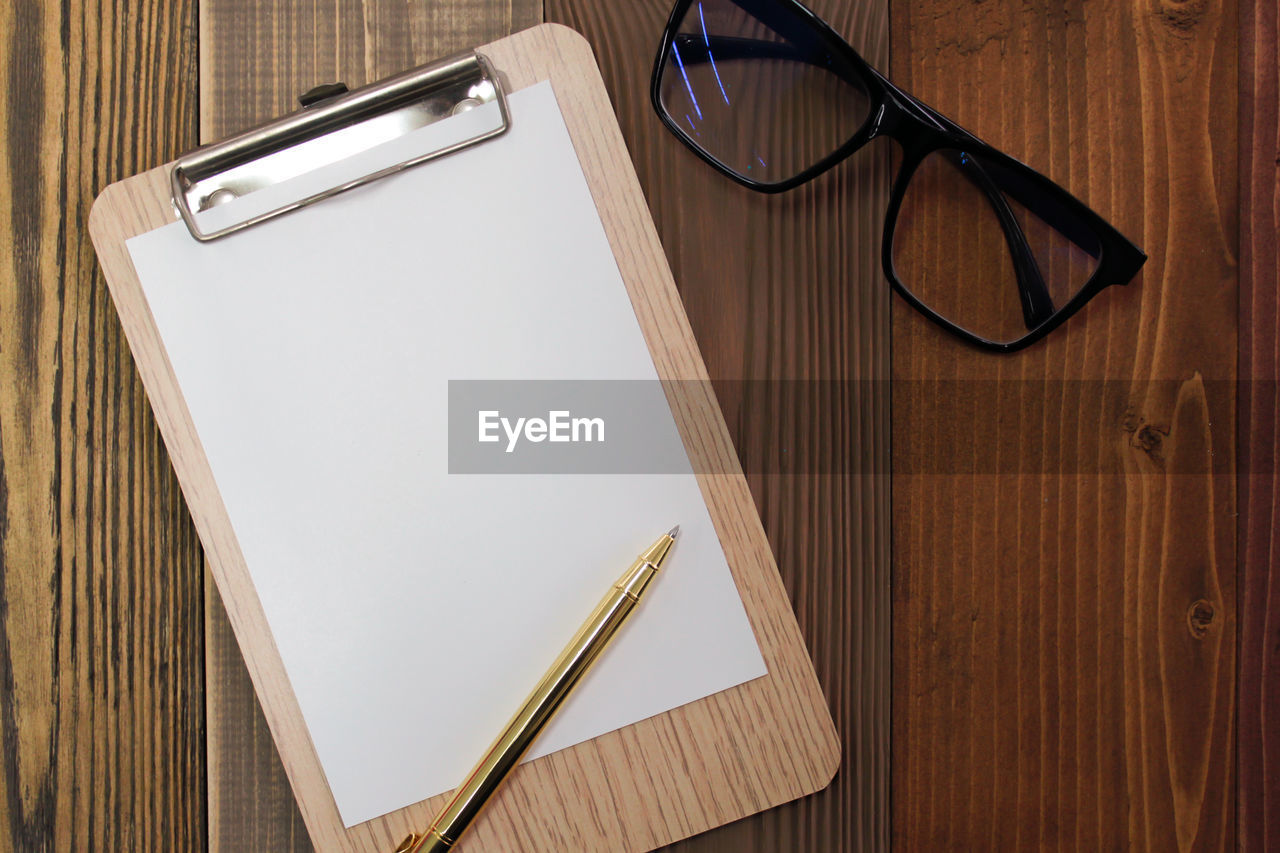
[127,81,767,828]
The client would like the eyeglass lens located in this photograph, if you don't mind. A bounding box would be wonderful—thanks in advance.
[655,0,873,186]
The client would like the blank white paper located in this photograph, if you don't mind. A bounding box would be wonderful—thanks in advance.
[126,81,767,828]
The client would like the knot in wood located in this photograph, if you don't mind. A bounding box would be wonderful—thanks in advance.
[1187,599,1215,638]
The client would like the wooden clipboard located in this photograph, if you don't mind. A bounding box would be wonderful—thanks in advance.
[88,23,839,853]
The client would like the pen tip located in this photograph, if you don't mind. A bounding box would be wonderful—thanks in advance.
[668,524,681,540]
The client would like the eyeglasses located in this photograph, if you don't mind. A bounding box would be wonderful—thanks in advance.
[650,0,1148,352]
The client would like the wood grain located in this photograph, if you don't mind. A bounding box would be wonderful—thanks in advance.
[544,3,891,852]
[1238,0,1278,848]
[890,0,1238,849]
[104,23,841,853]
[200,4,540,850]
[0,0,204,851]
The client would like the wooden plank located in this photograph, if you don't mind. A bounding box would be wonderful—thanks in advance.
[889,0,1238,849]
[0,0,204,851]
[545,2,891,851]
[200,5,540,849]
[1238,0,1278,848]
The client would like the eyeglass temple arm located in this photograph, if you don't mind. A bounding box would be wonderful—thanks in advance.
[673,33,1056,328]
[944,151,1055,328]
[890,82,1107,259]
[897,84,1145,286]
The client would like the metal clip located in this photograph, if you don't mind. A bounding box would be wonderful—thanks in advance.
[171,51,510,241]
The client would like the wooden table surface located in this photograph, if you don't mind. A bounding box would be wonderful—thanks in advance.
[1,1,1275,852]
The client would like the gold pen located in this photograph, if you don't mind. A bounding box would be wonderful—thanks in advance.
[394,526,681,853]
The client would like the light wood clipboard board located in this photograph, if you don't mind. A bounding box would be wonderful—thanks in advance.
[88,23,839,853]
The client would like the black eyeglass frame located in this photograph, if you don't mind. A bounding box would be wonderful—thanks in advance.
[650,0,1148,352]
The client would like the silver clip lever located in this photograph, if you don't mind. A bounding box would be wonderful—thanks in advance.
[171,51,510,242]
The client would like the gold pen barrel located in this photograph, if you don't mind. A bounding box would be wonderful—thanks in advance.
[397,530,677,853]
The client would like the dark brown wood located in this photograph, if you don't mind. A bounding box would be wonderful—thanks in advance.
[1238,0,1278,849]
[545,2,892,851]
[890,1,1238,850]
[199,3,541,851]
[0,1,204,851]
